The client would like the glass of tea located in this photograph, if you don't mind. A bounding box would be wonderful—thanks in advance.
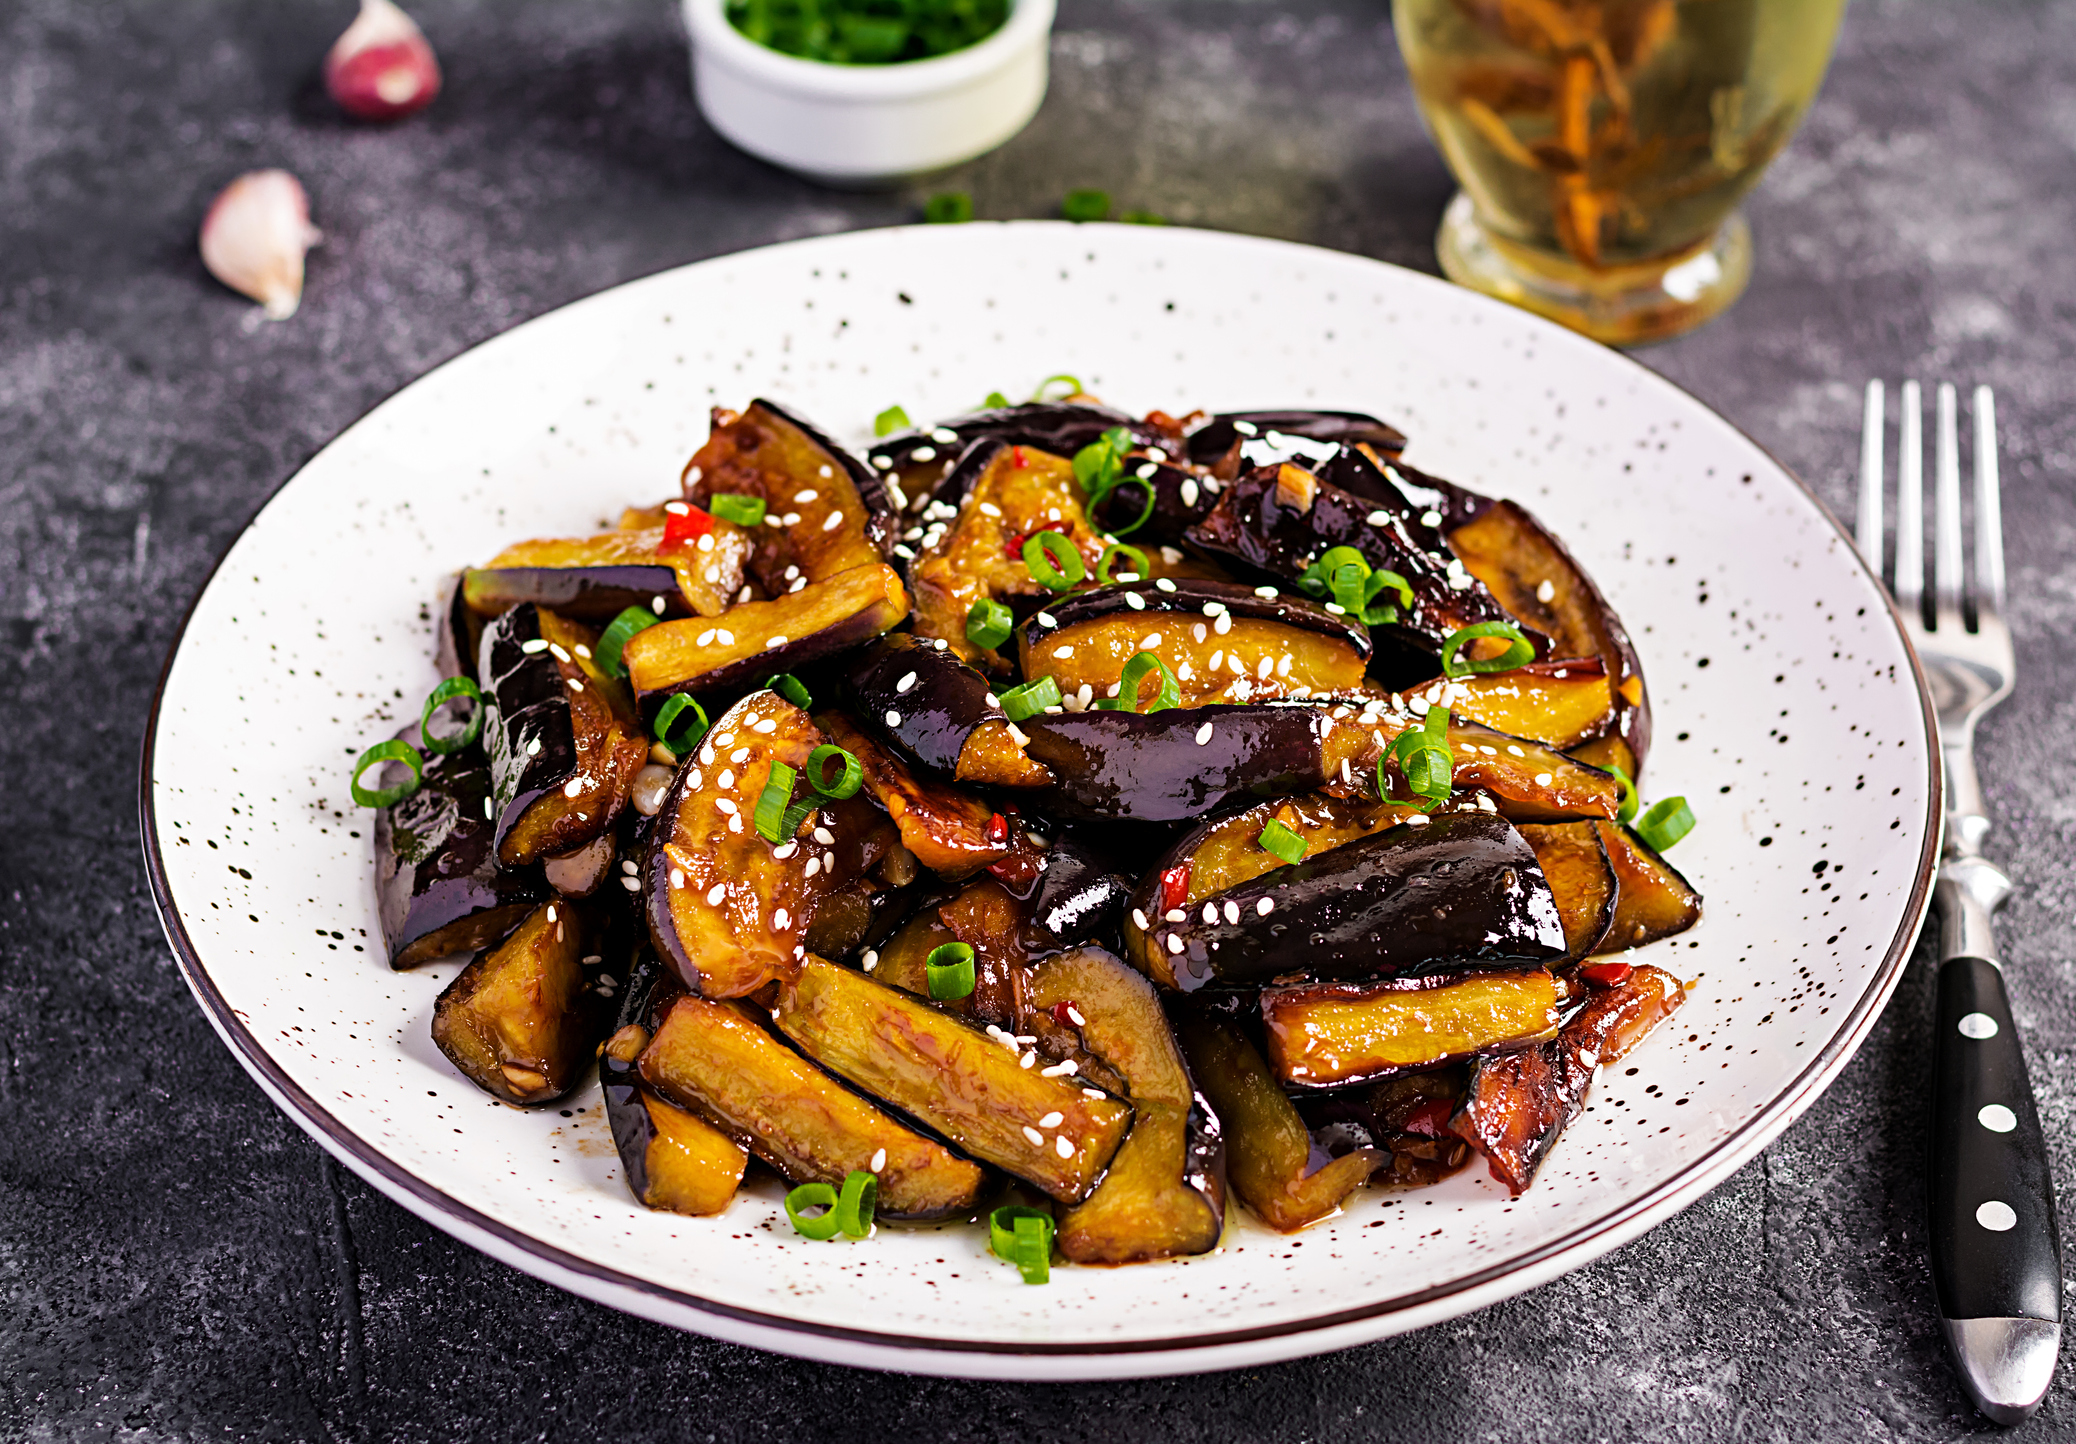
[1393,0,1848,345]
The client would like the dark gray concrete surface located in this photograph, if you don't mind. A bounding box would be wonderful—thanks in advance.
[4,0,2075,1438]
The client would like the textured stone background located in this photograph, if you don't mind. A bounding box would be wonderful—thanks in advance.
[5,0,2076,1438]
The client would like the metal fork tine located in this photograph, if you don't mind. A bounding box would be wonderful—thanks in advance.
[1858,380,1885,570]
[1935,382,1964,618]
[1975,385,2005,616]
[1895,380,1925,610]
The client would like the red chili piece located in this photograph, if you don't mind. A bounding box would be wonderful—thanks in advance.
[1010,445,1029,468]
[1398,1098,1456,1139]
[1158,864,1191,916]
[985,812,1010,846]
[1002,530,1028,562]
[661,503,714,549]
[1578,961,1634,988]
[1051,1000,1081,1027]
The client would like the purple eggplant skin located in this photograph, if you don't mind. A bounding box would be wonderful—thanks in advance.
[436,574,484,683]
[1184,411,1408,471]
[1089,459,1218,546]
[1374,456,1493,535]
[1183,464,1537,661]
[991,831,1133,952]
[477,603,583,858]
[1017,703,1334,823]
[751,397,901,559]
[1021,578,1371,663]
[1141,812,1566,992]
[374,742,546,969]
[842,632,1006,777]
[461,565,694,624]
[872,402,1158,511]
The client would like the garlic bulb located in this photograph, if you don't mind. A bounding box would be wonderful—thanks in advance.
[325,0,442,122]
[198,171,322,321]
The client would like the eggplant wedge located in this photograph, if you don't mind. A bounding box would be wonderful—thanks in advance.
[431,900,609,1104]
[1518,822,1618,960]
[622,562,909,706]
[1445,498,1650,768]
[375,743,546,969]
[639,993,987,1219]
[1447,657,1617,752]
[682,399,897,582]
[1296,1066,1473,1190]
[871,401,1159,512]
[436,574,483,683]
[602,1021,749,1215]
[1135,812,1566,992]
[1591,821,1703,952]
[479,604,651,867]
[815,709,1008,876]
[1173,1009,1379,1231]
[1184,410,1407,471]
[643,690,835,998]
[1018,703,1336,823]
[841,632,1052,790]
[1262,969,1561,1089]
[1451,964,1685,1194]
[1024,949,1224,1263]
[1010,831,1133,954]
[772,958,1134,1203]
[462,521,755,621]
[1019,578,1370,707]
[1321,701,1622,822]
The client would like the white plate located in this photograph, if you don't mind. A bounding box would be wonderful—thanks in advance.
[141,223,1938,1379]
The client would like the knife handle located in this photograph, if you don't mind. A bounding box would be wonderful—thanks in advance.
[1929,956,2063,1323]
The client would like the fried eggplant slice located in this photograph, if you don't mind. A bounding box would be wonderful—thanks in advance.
[639,993,986,1219]
[1174,1010,1379,1232]
[642,690,833,998]
[602,1022,748,1216]
[907,439,1108,669]
[1262,969,1562,1089]
[622,562,909,705]
[871,400,1159,512]
[1297,1065,1473,1190]
[462,521,754,621]
[1004,830,1132,954]
[1024,949,1224,1263]
[1519,822,1618,960]
[431,900,607,1105]
[1020,579,1369,707]
[479,604,651,867]
[1321,701,1622,822]
[816,709,1008,876]
[1591,821,1703,952]
[841,632,1052,789]
[375,743,546,969]
[1019,703,1336,823]
[682,399,896,583]
[1451,964,1685,1194]
[1448,657,1617,752]
[1138,812,1565,992]
[1446,498,1650,768]
[772,958,1133,1203]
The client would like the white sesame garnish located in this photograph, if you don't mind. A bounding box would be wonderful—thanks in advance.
[773,908,789,929]
[911,446,937,463]
[687,769,703,789]
[1020,1053,1037,1070]
[1125,593,1146,611]
[1214,613,1231,635]
[1135,462,1158,480]
[1042,1060,1078,1077]
[665,500,690,515]
[1325,602,1345,615]
[729,747,750,763]
[1180,478,1199,506]
[1233,420,1258,436]
[1257,897,1274,916]
[792,489,818,505]
[773,841,799,859]
[561,778,582,798]
[1420,509,1441,526]
[1053,645,1075,659]
[1166,934,1184,954]
[1155,577,1177,593]
[862,950,879,972]
[696,533,715,554]
[706,883,725,904]
[1131,908,1150,930]
[526,738,542,756]
[717,769,735,789]
[896,671,917,693]
[1208,650,1223,670]
[1054,1135,1075,1159]
[752,718,777,733]
[811,826,835,845]
[1022,1126,1046,1147]
[1195,722,1213,745]
[704,565,721,583]
[1535,771,1555,786]
[1536,578,1556,603]
[1366,510,1392,526]
[977,500,1002,517]
[716,629,735,645]
[620,875,640,892]
[672,869,687,890]
[696,629,717,646]
[1225,900,1242,924]
[885,710,902,728]
[548,643,572,663]
[1140,632,1163,650]
[789,578,806,592]
[715,798,737,815]
[822,511,844,532]
[520,637,550,654]
[1007,723,1030,746]
[1202,903,1218,923]
[931,427,959,443]
[1165,908,1185,923]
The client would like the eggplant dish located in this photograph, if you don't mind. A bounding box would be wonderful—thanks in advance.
[350,393,1702,1278]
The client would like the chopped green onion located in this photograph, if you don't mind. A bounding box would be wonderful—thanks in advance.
[1439,621,1535,678]
[766,673,812,709]
[1023,530,1086,591]
[1095,651,1180,713]
[1359,567,1412,626]
[966,597,1015,651]
[1608,764,1639,824]
[998,676,1061,722]
[419,677,484,755]
[779,792,822,840]
[989,1205,1055,1284]
[1071,425,1133,494]
[834,1169,878,1238]
[982,390,1011,409]
[874,405,910,438]
[709,493,767,527]
[925,942,976,1000]
[784,1181,843,1241]
[806,744,863,800]
[350,738,424,809]
[1092,477,1157,537]
[598,605,661,679]
[1257,819,1307,865]
[1120,209,1168,226]
[1061,188,1111,223]
[1096,541,1150,585]
[1635,797,1696,853]
[924,192,973,225]
[755,761,800,843]
[653,693,709,755]
[1033,374,1084,402]
[1381,705,1453,812]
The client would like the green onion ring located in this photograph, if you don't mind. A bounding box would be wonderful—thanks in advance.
[784,1182,843,1241]
[652,693,709,755]
[1257,819,1307,865]
[1635,796,1696,853]
[598,605,661,679]
[874,404,910,438]
[1033,374,1084,402]
[709,493,767,528]
[1022,530,1086,591]
[418,677,485,755]
[1381,705,1454,811]
[1608,764,1640,824]
[1095,541,1150,585]
[1096,651,1181,713]
[966,598,1015,651]
[1439,621,1535,678]
[350,738,424,809]
[989,1206,1055,1284]
[998,676,1061,722]
[766,672,812,710]
[925,942,976,1000]
[806,744,863,800]
[834,1169,879,1239]
[754,762,799,843]
[1092,476,1157,537]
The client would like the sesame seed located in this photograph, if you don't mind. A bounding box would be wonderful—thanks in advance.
[1257,656,1274,679]
[1193,623,1208,644]
[1135,462,1158,480]
[1124,593,1145,610]
[715,798,737,815]
[789,578,806,592]
[526,738,542,756]
[697,629,717,646]
[697,532,716,554]
[1195,722,1213,745]
[545,903,557,923]
[752,718,776,733]
[688,769,704,789]
[1020,1053,1037,1070]
[984,692,1000,707]
[1041,1060,1077,1077]
[1131,908,1150,929]
[665,500,690,516]
[1165,908,1185,923]
[521,638,550,654]
[911,446,936,463]
[1166,934,1184,954]
[672,869,687,890]
[1420,510,1442,526]
[717,769,735,789]
[812,826,835,844]
[1035,610,1059,629]
[1066,1005,1085,1026]
[931,427,959,443]
[1055,1135,1074,1159]
[766,634,790,649]
[773,908,790,929]
[794,489,818,504]
[862,950,879,972]
[1535,771,1555,786]
[1536,578,1556,603]
[1022,1126,1046,1147]
[548,643,572,663]
[773,841,799,859]
[1366,510,1391,526]
[1255,586,1278,598]
[1155,578,1177,593]
[704,565,721,583]
[885,709,902,728]
[822,511,844,532]
[896,671,918,693]
[621,859,638,875]
[1053,645,1074,659]
[705,883,725,904]
[1224,900,1241,925]
[1233,420,1258,436]
[1007,723,1030,746]
[1508,744,1526,756]
[1257,896,1274,916]
[620,875,640,892]
[1047,507,1061,521]
[730,747,750,763]
[1214,613,1231,634]
[1324,602,1346,615]
[716,629,735,645]
[1202,903,1218,924]
[652,594,668,612]
[561,778,583,798]
[1140,632,1163,649]
[893,544,915,559]
[567,677,585,693]
[1180,478,1199,506]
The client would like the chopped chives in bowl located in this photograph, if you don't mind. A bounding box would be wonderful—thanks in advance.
[725,0,1011,65]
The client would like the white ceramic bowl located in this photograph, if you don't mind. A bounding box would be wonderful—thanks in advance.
[682,0,1053,186]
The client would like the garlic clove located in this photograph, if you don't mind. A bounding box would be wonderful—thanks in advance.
[325,0,441,122]
[198,170,323,321]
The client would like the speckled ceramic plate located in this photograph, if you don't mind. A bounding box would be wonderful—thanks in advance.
[140,223,1938,1379]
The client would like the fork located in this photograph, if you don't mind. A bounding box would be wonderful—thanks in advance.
[1858,380,2062,1425]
